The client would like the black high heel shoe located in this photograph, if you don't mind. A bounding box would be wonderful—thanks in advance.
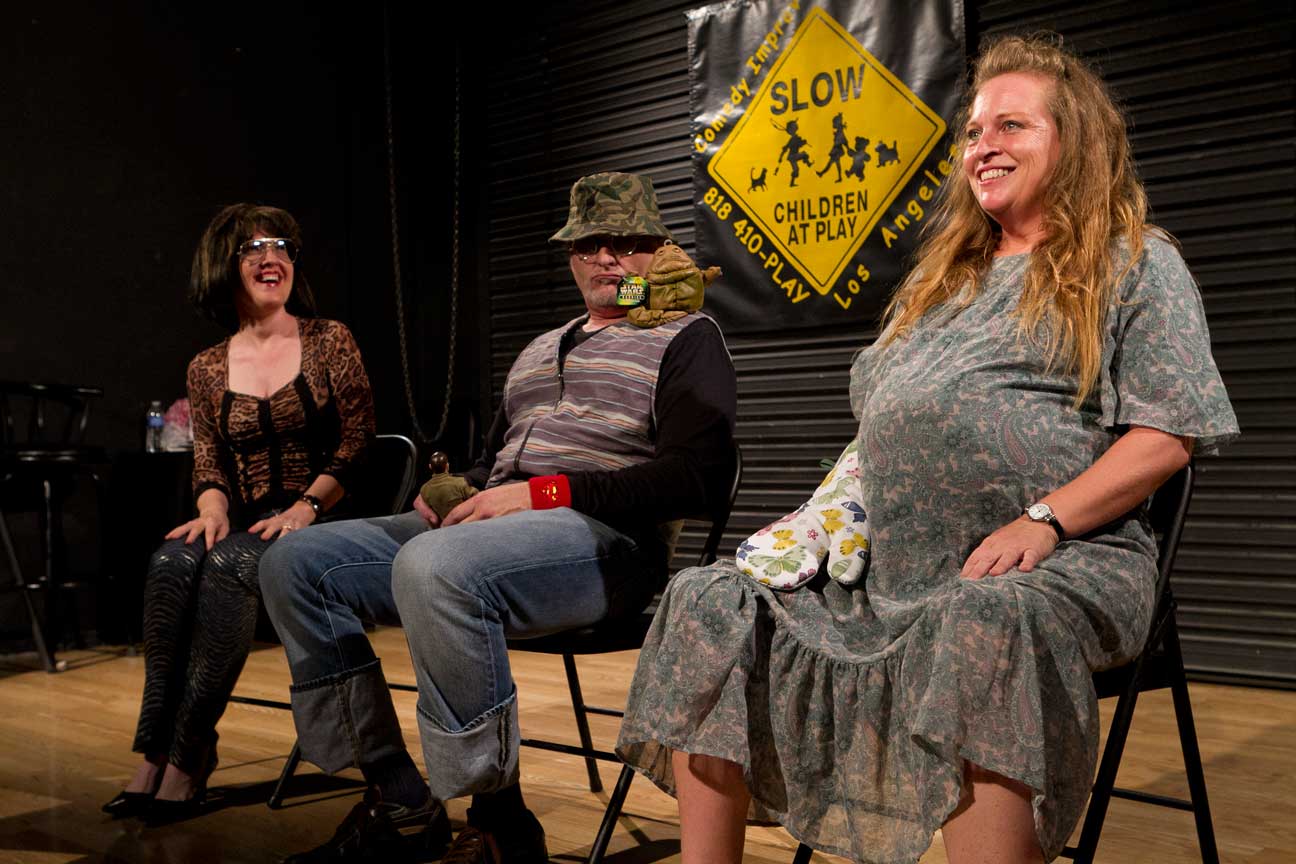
[143,746,218,827]
[143,786,208,827]
[103,762,165,819]
[101,789,157,820]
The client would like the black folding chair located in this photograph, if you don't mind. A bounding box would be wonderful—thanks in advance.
[794,463,1216,864]
[1062,461,1217,862]
[218,433,419,809]
[504,446,743,864]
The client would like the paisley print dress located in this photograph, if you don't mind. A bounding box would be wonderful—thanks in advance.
[615,236,1239,863]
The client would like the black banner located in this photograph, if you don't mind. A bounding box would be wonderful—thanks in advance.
[689,0,965,332]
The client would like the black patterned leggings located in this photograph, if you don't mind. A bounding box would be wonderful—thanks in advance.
[132,531,270,775]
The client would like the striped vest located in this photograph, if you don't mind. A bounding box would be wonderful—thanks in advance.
[488,312,717,486]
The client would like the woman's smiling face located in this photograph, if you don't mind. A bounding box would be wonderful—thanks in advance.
[962,71,1061,242]
[236,232,295,316]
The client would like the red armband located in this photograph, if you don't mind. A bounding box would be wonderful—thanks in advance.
[528,475,571,510]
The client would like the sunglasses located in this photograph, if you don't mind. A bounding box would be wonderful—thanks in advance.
[569,235,654,262]
[237,238,299,263]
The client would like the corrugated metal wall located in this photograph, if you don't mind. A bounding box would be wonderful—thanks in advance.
[472,0,1295,685]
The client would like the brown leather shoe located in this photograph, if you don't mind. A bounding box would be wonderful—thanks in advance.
[281,789,450,863]
[441,807,548,863]
[441,826,493,864]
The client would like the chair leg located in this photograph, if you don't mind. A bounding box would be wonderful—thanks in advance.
[0,508,59,673]
[40,478,63,653]
[51,479,85,649]
[792,842,815,863]
[587,764,635,864]
[563,653,603,794]
[1072,671,1146,863]
[1165,625,1220,864]
[268,740,304,810]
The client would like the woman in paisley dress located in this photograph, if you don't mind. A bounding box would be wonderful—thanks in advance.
[103,204,375,823]
[616,35,1238,864]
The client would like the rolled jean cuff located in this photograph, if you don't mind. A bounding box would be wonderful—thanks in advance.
[417,688,520,802]
[289,658,406,774]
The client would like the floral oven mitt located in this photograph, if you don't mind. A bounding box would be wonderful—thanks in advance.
[736,440,870,590]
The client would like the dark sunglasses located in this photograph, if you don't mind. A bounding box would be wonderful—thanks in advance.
[570,235,653,261]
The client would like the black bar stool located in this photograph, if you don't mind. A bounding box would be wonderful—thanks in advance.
[0,380,108,672]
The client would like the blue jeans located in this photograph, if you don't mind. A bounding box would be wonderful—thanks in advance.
[259,508,657,800]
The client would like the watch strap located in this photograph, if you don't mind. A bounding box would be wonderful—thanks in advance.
[1044,516,1065,540]
[1025,504,1065,540]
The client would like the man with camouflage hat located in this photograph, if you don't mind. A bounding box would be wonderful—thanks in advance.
[261,171,737,864]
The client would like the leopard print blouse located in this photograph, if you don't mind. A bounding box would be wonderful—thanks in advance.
[186,318,375,525]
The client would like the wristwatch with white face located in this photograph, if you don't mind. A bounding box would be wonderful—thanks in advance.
[1024,502,1066,540]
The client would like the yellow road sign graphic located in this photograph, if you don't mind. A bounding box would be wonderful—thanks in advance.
[709,7,946,295]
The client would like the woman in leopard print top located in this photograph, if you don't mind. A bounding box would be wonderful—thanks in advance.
[103,204,375,823]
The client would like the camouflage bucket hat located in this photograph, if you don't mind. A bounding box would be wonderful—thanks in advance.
[549,172,673,243]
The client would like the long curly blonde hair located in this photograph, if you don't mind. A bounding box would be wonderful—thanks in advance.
[882,34,1152,406]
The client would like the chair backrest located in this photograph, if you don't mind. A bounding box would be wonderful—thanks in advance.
[0,381,103,449]
[1148,461,1195,602]
[694,443,744,568]
[346,433,418,518]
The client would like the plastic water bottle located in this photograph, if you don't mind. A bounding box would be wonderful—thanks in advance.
[145,400,165,453]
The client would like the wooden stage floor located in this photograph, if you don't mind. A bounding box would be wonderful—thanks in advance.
[0,627,1292,863]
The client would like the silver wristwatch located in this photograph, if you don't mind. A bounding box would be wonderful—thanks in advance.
[1024,502,1066,540]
